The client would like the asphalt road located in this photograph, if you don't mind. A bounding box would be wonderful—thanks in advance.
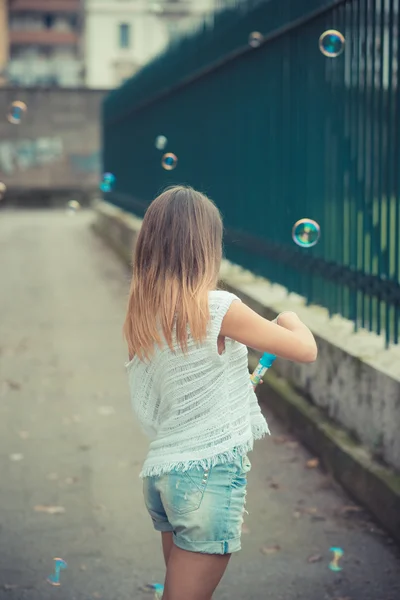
[0,209,399,600]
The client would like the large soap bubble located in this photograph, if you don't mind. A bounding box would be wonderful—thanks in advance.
[292,219,320,248]
[161,153,178,171]
[248,32,263,48]
[7,100,27,124]
[319,30,345,58]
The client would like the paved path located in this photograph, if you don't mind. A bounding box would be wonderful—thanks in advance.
[0,209,399,600]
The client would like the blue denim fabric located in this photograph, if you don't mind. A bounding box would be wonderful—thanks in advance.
[143,454,251,554]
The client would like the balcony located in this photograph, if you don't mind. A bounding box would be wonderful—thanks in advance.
[9,30,79,45]
[9,0,81,12]
[7,56,84,86]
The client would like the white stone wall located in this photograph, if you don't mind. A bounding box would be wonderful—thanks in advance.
[218,262,400,473]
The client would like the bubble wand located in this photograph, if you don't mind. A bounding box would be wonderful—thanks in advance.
[250,352,276,389]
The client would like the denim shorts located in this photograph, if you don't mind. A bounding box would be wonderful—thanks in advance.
[143,454,251,554]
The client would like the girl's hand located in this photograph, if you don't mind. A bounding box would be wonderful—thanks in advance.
[275,311,302,329]
[221,303,318,363]
[273,311,298,326]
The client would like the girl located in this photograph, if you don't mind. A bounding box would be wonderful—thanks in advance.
[123,186,317,600]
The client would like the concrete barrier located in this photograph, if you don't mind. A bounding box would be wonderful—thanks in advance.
[91,199,400,544]
[0,87,107,203]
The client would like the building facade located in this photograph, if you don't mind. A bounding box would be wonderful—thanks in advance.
[2,0,84,87]
[84,0,217,89]
[0,0,227,89]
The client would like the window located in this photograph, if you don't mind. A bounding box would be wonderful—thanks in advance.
[118,23,131,49]
[44,14,55,29]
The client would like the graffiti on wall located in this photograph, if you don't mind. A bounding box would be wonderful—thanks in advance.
[0,137,64,174]
[69,152,101,174]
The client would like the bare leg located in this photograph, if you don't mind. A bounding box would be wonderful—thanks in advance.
[162,544,231,600]
[161,531,173,566]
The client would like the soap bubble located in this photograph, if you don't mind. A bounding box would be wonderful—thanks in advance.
[161,153,178,171]
[67,200,80,211]
[102,172,115,185]
[155,135,167,150]
[248,32,263,48]
[100,172,115,192]
[0,181,6,200]
[292,219,320,248]
[319,30,345,57]
[7,100,27,124]
[66,200,81,215]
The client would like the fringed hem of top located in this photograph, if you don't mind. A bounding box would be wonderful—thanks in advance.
[252,421,271,440]
[139,428,271,479]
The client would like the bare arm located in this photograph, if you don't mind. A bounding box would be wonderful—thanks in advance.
[220,302,317,363]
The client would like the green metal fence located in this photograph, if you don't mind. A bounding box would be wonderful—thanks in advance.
[102,0,400,345]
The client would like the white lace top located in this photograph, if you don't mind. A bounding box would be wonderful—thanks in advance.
[126,290,270,478]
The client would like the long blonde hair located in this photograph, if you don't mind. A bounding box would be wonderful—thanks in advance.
[123,186,223,360]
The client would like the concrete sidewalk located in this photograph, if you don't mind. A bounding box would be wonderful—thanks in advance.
[0,209,399,600]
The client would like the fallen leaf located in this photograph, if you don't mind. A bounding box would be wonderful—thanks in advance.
[6,380,21,390]
[9,453,23,461]
[302,507,318,515]
[269,482,280,489]
[80,564,87,571]
[34,505,65,515]
[98,406,115,416]
[272,435,289,444]
[18,430,29,439]
[260,544,281,555]
[286,441,299,449]
[307,553,322,563]
[64,476,79,485]
[339,505,362,514]
[306,458,319,469]
[79,444,90,451]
